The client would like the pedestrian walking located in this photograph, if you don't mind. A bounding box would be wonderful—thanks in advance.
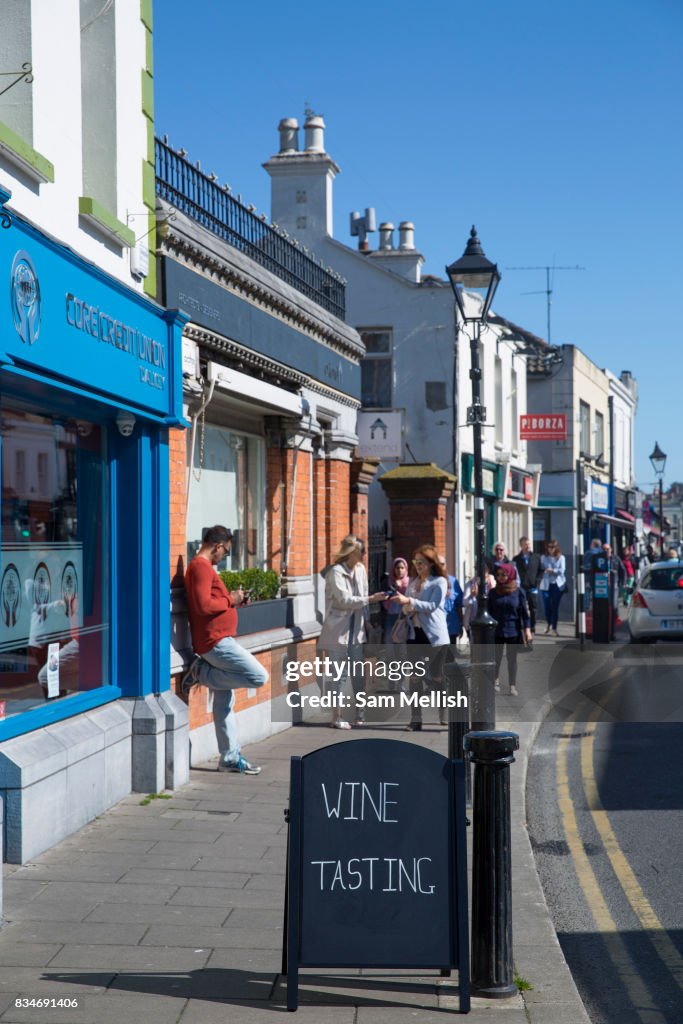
[390,545,449,731]
[438,554,464,642]
[485,541,520,584]
[381,557,410,642]
[488,564,532,697]
[318,535,386,729]
[602,543,625,640]
[183,525,268,775]
[539,538,566,636]
[513,536,543,635]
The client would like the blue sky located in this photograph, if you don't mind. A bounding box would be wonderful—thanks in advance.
[154,0,682,489]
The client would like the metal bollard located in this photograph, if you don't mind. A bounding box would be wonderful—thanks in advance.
[463,730,519,997]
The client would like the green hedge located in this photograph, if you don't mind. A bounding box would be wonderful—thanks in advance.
[219,567,280,602]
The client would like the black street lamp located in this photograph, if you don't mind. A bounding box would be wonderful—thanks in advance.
[446,227,500,731]
[649,442,667,558]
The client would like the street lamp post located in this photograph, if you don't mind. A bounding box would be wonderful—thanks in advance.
[649,442,667,558]
[446,227,500,731]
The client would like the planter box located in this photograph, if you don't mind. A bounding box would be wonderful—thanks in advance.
[236,597,295,636]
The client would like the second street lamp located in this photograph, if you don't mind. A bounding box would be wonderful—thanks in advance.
[446,226,500,731]
[649,442,667,558]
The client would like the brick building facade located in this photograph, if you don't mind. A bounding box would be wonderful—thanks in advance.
[156,145,365,762]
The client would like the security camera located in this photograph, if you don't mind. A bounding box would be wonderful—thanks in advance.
[116,410,136,437]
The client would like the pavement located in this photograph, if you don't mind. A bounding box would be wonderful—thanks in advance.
[0,624,594,1023]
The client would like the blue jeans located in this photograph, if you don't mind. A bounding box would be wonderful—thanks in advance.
[542,584,564,630]
[196,636,268,765]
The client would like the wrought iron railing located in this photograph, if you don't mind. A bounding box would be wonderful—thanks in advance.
[155,137,345,320]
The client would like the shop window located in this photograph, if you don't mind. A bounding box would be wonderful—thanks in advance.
[579,400,591,456]
[1,405,109,722]
[595,411,605,463]
[494,356,503,445]
[511,369,519,450]
[186,424,265,571]
[360,329,392,408]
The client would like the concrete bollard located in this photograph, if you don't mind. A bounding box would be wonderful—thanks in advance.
[463,730,519,997]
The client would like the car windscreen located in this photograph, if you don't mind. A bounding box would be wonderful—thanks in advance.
[640,567,683,591]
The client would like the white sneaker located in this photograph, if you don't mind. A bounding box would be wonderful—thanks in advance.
[509,685,519,697]
[494,679,501,692]
[331,720,351,730]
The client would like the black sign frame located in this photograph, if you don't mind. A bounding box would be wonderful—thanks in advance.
[282,738,470,1013]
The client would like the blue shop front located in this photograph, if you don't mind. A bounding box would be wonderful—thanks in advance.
[0,194,187,863]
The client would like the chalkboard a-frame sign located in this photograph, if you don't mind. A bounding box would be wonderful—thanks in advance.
[282,738,470,1013]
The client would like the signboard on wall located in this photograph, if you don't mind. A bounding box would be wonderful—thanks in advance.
[520,414,567,440]
[356,411,403,459]
[587,479,610,513]
[0,544,83,653]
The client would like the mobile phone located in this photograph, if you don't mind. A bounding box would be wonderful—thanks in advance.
[384,587,397,597]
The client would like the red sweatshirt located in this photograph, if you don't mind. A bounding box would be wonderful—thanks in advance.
[185,557,237,655]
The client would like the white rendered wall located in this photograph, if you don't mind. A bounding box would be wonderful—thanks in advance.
[0,0,147,290]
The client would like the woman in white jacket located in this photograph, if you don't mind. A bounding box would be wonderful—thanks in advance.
[318,535,386,728]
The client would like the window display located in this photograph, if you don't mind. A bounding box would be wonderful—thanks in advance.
[0,405,109,720]
[186,423,265,570]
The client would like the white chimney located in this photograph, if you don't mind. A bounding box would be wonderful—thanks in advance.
[304,113,325,153]
[378,222,395,251]
[398,221,415,250]
[278,117,299,154]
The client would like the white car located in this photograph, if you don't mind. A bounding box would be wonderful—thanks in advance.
[628,561,683,642]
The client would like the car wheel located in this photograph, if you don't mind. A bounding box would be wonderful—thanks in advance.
[629,633,655,644]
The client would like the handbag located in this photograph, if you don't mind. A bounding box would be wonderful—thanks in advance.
[390,614,411,643]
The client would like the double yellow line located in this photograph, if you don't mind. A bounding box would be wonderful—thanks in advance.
[556,700,683,1022]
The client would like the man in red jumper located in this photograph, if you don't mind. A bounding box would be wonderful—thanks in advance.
[183,525,268,774]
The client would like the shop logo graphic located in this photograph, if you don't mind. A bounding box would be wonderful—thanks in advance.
[33,562,51,622]
[1,564,21,627]
[61,561,78,618]
[11,250,41,345]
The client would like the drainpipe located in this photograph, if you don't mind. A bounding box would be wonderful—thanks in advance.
[185,376,217,519]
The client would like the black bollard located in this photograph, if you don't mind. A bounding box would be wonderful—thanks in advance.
[463,730,519,998]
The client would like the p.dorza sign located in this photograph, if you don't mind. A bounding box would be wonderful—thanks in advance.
[356,411,403,459]
[283,739,470,1013]
[519,414,567,440]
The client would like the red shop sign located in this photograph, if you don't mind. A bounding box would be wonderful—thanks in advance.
[520,414,567,440]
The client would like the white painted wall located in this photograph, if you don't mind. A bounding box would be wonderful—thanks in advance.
[0,0,148,289]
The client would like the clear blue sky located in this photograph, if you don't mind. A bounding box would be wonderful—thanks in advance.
[154,0,683,490]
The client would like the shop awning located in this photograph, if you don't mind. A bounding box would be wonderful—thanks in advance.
[617,510,635,523]
[594,513,635,530]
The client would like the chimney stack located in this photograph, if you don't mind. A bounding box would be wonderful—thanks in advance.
[378,223,394,250]
[278,118,299,154]
[304,113,326,153]
[398,221,415,250]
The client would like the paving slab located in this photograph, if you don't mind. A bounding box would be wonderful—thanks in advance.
[47,944,211,971]
[0,992,187,1024]
[117,868,250,888]
[83,903,229,926]
[0,921,147,947]
[0,968,115,996]
[0,901,98,923]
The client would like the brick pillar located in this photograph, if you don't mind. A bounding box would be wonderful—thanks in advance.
[379,463,457,560]
[350,458,381,555]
